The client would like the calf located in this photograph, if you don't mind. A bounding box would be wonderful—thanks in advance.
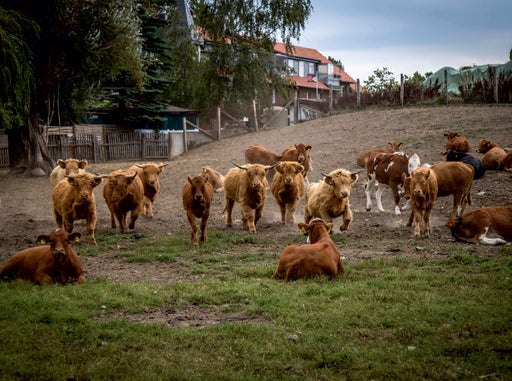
[201,166,225,192]
[130,163,167,217]
[50,158,88,186]
[52,173,103,244]
[182,174,213,245]
[280,143,312,179]
[272,219,343,281]
[304,168,358,231]
[441,132,469,155]
[270,161,305,224]
[446,150,486,179]
[451,206,512,245]
[103,170,144,233]
[245,145,282,183]
[357,141,403,168]
[409,166,438,237]
[0,228,86,284]
[476,139,507,170]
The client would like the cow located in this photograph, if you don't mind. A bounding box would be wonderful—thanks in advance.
[441,132,470,155]
[451,206,512,245]
[245,145,282,183]
[223,163,276,233]
[52,173,103,244]
[129,163,167,217]
[503,152,512,172]
[280,143,312,179]
[476,139,507,170]
[50,158,88,186]
[270,161,305,224]
[0,228,86,284]
[182,174,213,245]
[304,168,358,231]
[409,166,438,238]
[446,150,486,179]
[356,141,403,168]
[365,152,409,215]
[201,166,225,192]
[271,219,343,281]
[103,169,144,233]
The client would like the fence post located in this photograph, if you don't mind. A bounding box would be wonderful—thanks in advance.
[141,133,146,160]
[400,74,404,107]
[444,69,448,105]
[217,107,221,140]
[294,91,298,123]
[93,135,98,163]
[183,117,188,153]
[253,100,258,132]
[168,131,172,160]
[356,79,361,108]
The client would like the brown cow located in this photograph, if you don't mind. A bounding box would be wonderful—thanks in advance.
[356,141,403,168]
[245,145,282,166]
[270,161,305,224]
[451,206,512,245]
[130,163,167,217]
[304,168,358,231]
[52,173,103,244]
[503,152,512,172]
[441,132,470,155]
[182,174,213,245]
[0,228,86,284]
[223,163,275,233]
[201,166,225,192]
[409,166,438,237]
[50,158,88,186]
[103,170,144,233]
[280,143,312,179]
[272,219,343,281]
[476,139,507,170]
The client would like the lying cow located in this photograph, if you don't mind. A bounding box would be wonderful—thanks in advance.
[270,161,305,224]
[130,163,167,217]
[50,158,88,186]
[202,166,225,192]
[0,228,86,284]
[281,143,312,179]
[52,173,103,244]
[304,168,358,231]
[409,166,438,238]
[103,169,144,233]
[441,132,469,155]
[223,163,276,233]
[272,219,343,281]
[476,139,507,170]
[446,150,486,179]
[356,141,403,168]
[182,174,213,245]
[503,152,512,172]
[451,206,512,245]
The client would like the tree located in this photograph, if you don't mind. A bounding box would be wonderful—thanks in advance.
[327,56,345,71]
[364,67,399,94]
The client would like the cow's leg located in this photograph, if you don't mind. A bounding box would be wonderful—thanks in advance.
[447,194,460,227]
[129,204,143,230]
[86,213,97,245]
[340,206,352,231]
[200,211,210,243]
[406,211,414,227]
[288,200,299,224]
[375,184,387,213]
[225,198,235,227]
[34,270,55,285]
[413,209,422,237]
[54,210,63,228]
[145,197,154,217]
[243,206,257,233]
[365,176,375,211]
[116,212,126,232]
[254,205,264,228]
[63,216,75,233]
[390,184,401,215]
[278,202,286,224]
[186,211,198,245]
[478,226,506,245]
[423,206,434,238]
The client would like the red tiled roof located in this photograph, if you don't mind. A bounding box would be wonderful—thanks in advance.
[289,75,329,90]
[274,42,330,63]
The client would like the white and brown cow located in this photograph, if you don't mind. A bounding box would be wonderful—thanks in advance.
[409,166,438,238]
[270,161,305,224]
[357,141,403,168]
[451,206,512,245]
[50,158,88,186]
[182,174,213,245]
[130,163,167,217]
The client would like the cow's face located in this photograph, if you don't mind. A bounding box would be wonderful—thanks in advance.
[294,143,311,164]
[477,139,492,153]
[66,173,102,203]
[37,228,81,263]
[58,158,88,176]
[324,170,358,199]
[276,162,304,184]
[246,165,268,190]
[142,164,164,187]
[107,172,137,203]
[410,167,432,200]
[188,174,209,202]
[298,219,333,243]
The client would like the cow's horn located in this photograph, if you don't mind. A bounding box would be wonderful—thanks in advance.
[232,162,247,170]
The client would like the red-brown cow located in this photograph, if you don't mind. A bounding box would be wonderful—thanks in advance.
[103,170,144,233]
[270,161,305,224]
[281,143,312,179]
[244,145,282,166]
[50,158,88,186]
[356,141,403,168]
[130,163,167,217]
[503,152,512,172]
[272,219,343,281]
[0,228,86,284]
[451,206,512,244]
[476,139,507,170]
[52,173,103,244]
[182,174,213,245]
[409,166,438,237]
[441,132,470,155]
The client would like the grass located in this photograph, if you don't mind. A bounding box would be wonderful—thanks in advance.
[1,230,511,380]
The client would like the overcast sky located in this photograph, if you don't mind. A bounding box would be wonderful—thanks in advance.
[292,0,512,83]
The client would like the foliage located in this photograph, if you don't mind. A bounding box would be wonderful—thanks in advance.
[327,56,344,71]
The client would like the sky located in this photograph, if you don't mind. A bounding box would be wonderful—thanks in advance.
[292,0,512,83]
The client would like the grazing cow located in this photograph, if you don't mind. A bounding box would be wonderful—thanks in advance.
[365,152,409,215]
[451,206,512,245]
[270,161,305,224]
[280,143,312,179]
[476,139,507,170]
[446,150,486,179]
[52,173,103,244]
[356,141,403,168]
[0,228,86,284]
[103,170,144,233]
[503,152,512,172]
[201,166,225,192]
[130,163,167,217]
[223,163,275,233]
[304,168,358,231]
[441,132,469,155]
[182,174,213,245]
[50,158,88,186]
[409,166,438,237]
[272,219,343,281]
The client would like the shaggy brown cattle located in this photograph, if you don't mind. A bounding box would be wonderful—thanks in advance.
[130,163,167,217]
[0,228,86,284]
[182,174,213,245]
[103,170,144,233]
[280,143,312,179]
[52,173,103,244]
[503,152,512,172]
[223,163,275,233]
[270,161,305,224]
[365,152,409,215]
[201,166,225,192]
[476,139,507,170]
[451,206,512,245]
[441,132,470,155]
[356,141,403,168]
[409,166,438,237]
[304,168,358,231]
[271,219,343,281]
[50,158,88,186]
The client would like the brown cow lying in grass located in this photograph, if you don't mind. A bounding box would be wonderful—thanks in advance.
[476,139,507,170]
[130,163,167,217]
[441,132,469,155]
[182,174,213,245]
[270,161,305,224]
[451,206,512,245]
[50,158,88,186]
[272,219,343,281]
[356,141,403,168]
[409,166,438,238]
[0,228,86,284]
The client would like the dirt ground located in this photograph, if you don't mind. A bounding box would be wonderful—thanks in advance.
[1,105,511,288]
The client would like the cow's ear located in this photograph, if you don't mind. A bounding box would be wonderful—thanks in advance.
[296,164,304,174]
[275,164,283,174]
[79,160,88,169]
[306,145,312,151]
[36,235,51,245]
[57,159,66,169]
[187,175,193,184]
[202,167,207,173]
[298,223,308,235]
[126,172,138,183]
[324,176,334,186]
[326,223,334,234]
[66,175,76,186]
[350,173,358,183]
[93,177,103,186]
[68,232,82,243]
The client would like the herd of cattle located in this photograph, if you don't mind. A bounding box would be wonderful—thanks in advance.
[1,134,511,284]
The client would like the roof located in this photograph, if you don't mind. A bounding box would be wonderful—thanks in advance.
[274,42,330,63]
[289,75,329,90]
